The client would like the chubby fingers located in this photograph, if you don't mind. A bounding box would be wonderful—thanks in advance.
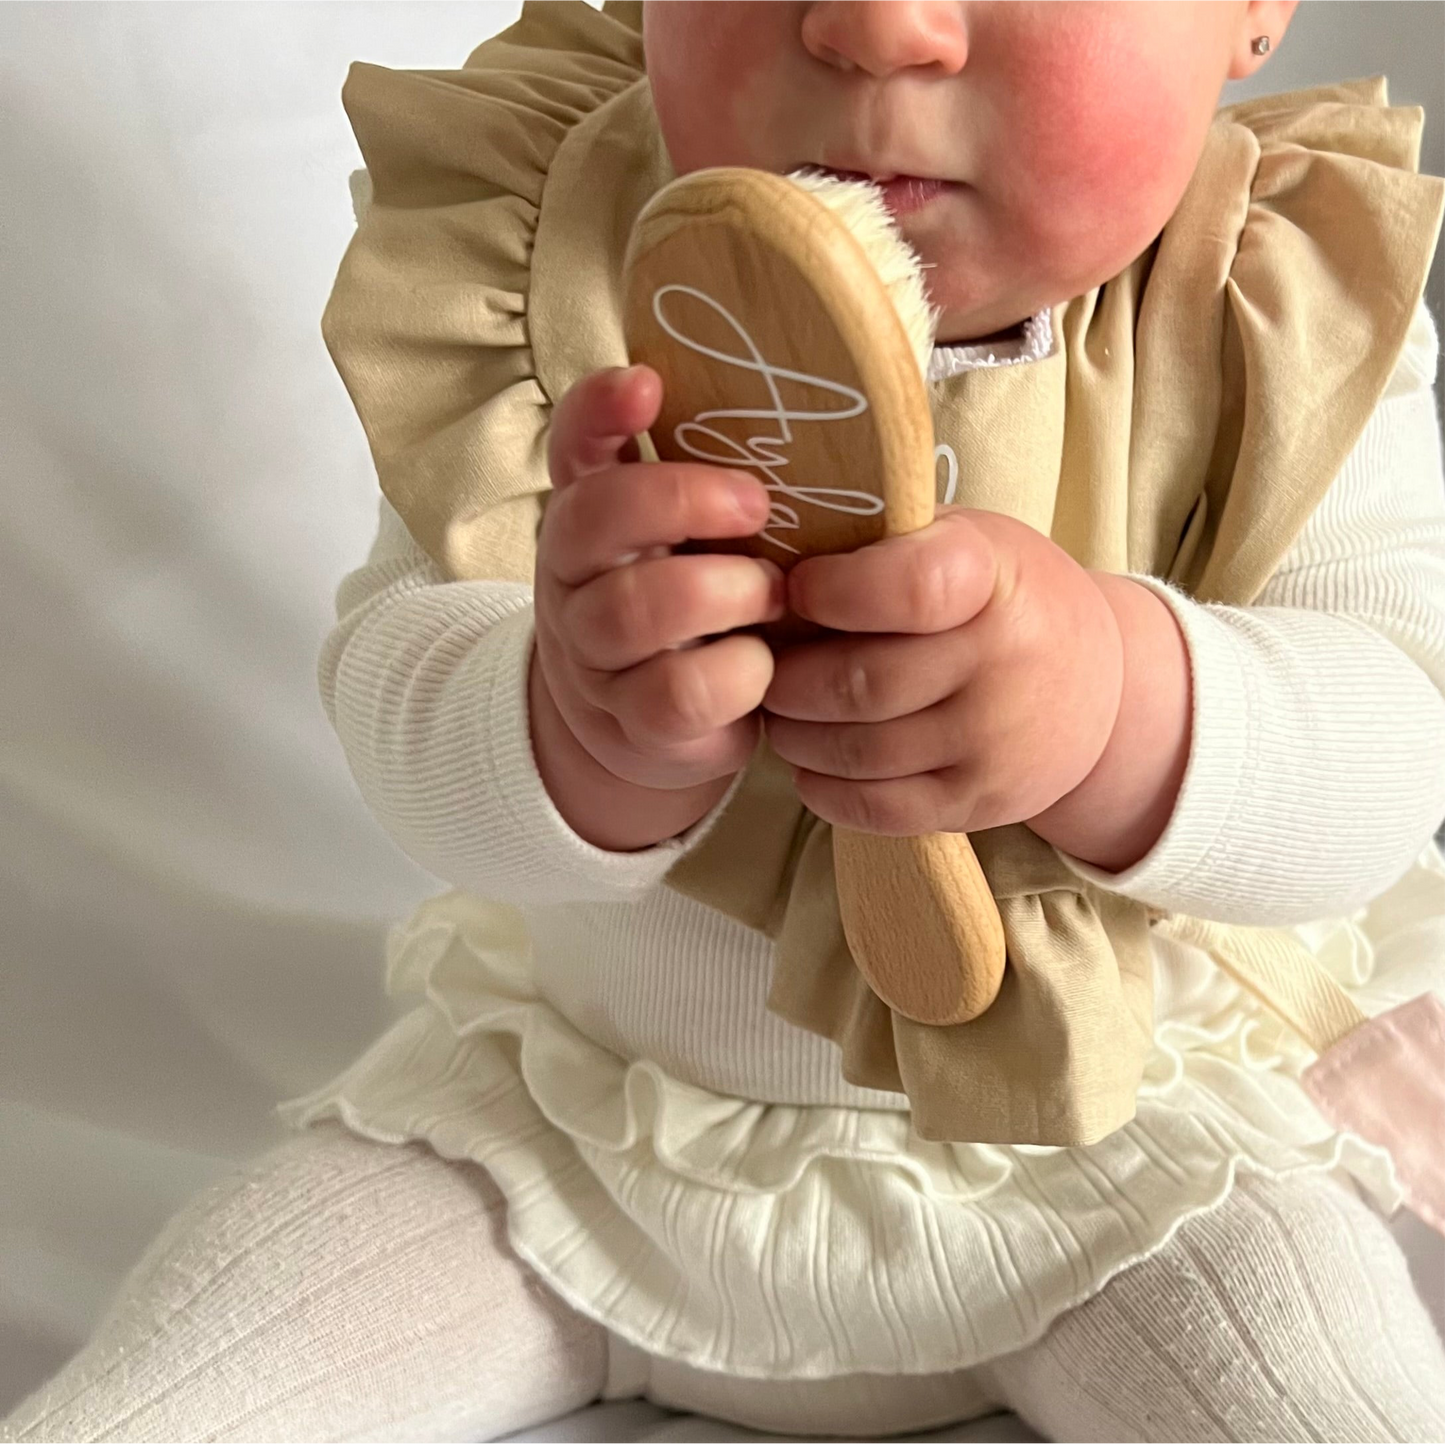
[543,462,772,587]
[787,508,998,634]
[547,365,661,490]
[763,629,973,722]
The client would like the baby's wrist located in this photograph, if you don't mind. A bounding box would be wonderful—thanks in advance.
[1027,574,1192,872]
[527,646,732,852]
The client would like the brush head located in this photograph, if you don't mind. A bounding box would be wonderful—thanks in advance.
[622,164,940,643]
[784,168,939,376]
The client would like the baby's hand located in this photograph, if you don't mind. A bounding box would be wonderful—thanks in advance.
[762,509,1125,836]
[532,366,786,803]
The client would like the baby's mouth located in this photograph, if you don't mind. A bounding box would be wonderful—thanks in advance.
[874,176,951,217]
[816,167,952,217]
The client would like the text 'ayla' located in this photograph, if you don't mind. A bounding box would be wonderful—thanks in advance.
[652,284,958,556]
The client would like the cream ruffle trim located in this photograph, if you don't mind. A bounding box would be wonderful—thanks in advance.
[280,849,1445,1378]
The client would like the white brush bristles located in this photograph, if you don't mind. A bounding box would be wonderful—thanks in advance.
[787,168,940,377]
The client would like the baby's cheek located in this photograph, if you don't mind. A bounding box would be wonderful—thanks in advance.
[992,11,1216,280]
[647,4,788,174]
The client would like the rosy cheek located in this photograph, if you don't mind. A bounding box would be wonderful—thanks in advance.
[648,6,783,173]
[988,10,1209,273]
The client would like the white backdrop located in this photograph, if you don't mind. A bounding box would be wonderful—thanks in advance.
[2,0,1442,1423]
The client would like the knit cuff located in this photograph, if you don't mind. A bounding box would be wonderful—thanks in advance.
[1058,575,1250,911]
[1059,577,1445,923]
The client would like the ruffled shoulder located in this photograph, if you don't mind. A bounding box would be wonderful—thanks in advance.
[321,1,648,582]
[1144,77,1443,605]
[1219,75,1424,166]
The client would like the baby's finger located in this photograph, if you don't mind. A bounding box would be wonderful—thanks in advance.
[789,510,997,634]
[564,554,786,672]
[547,366,661,491]
[544,463,771,588]
[764,629,974,722]
[602,634,776,749]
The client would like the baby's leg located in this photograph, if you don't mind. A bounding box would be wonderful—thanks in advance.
[981,1172,1445,1443]
[1,1125,606,1443]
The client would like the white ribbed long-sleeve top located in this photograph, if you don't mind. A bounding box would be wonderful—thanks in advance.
[317,303,1445,1110]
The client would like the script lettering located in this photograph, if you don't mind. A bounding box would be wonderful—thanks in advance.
[652,284,885,555]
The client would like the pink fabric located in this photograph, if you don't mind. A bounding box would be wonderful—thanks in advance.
[1304,994,1445,1236]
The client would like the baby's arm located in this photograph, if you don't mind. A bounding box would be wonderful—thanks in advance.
[320,501,739,906]
[1061,302,1445,924]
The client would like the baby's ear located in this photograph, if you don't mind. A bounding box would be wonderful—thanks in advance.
[1226,0,1299,81]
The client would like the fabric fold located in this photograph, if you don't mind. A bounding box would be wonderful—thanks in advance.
[320,2,649,582]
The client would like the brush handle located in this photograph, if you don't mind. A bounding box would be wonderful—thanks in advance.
[834,829,1004,1024]
[827,460,1006,1024]
[674,605,1006,1022]
[624,169,1006,1026]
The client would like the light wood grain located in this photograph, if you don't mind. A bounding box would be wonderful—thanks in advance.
[624,167,1005,1026]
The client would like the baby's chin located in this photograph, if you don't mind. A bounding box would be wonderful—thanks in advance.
[910,222,1123,345]
[883,203,1017,340]
[907,240,1047,345]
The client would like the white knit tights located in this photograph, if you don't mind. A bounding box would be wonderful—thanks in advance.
[5,1125,1444,1443]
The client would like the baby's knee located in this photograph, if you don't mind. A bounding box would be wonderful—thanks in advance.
[0,1126,574,1443]
[986,1173,1445,1442]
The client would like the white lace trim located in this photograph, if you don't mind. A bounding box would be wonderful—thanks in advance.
[927,308,1056,380]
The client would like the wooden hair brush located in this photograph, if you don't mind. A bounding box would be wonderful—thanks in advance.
[622,167,1006,1027]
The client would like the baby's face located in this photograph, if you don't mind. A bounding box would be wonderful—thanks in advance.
[644,1,1293,343]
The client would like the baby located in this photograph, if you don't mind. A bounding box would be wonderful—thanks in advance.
[8,3,1445,1441]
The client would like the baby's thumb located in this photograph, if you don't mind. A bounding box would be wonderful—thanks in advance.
[547,365,662,492]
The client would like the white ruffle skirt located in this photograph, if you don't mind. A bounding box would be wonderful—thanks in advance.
[282,845,1445,1379]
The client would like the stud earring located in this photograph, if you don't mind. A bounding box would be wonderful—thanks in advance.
[1251,35,1271,56]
